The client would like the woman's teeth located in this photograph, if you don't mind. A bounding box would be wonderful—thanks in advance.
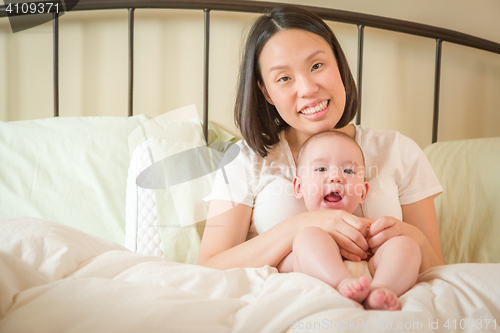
[300,100,329,115]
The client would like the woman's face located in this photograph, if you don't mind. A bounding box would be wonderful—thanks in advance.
[258,29,347,141]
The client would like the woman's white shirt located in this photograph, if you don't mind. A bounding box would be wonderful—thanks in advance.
[204,125,443,239]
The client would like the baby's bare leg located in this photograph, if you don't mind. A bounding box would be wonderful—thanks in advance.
[277,252,294,273]
[365,236,421,311]
[292,226,370,303]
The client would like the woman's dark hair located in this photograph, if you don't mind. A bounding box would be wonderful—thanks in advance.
[234,5,358,158]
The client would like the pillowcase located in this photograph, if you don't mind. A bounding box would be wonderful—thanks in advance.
[423,136,500,264]
[0,115,150,245]
[125,108,236,264]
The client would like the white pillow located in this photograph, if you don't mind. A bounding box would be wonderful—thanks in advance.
[0,115,149,245]
[125,113,236,264]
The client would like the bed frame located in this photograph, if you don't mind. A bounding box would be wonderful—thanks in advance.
[1,0,500,143]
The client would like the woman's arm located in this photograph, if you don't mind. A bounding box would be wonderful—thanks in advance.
[401,196,445,272]
[197,200,294,269]
[197,199,373,269]
[367,196,445,273]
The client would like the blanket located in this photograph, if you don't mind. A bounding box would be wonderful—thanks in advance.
[1,217,499,333]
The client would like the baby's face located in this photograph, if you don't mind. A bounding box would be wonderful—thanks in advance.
[293,135,368,213]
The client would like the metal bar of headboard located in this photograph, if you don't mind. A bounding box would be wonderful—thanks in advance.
[355,24,364,126]
[3,1,498,55]
[432,39,443,144]
[203,9,210,144]
[128,8,135,117]
[2,0,500,143]
[53,12,59,117]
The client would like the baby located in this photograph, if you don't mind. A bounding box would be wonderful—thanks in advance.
[279,130,421,310]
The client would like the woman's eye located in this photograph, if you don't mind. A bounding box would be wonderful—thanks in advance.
[277,76,291,82]
[312,63,323,71]
[344,169,355,175]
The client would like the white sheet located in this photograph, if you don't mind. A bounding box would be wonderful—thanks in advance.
[1,217,499,332]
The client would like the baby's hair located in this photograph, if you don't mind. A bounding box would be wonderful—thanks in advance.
[296,130,365,174]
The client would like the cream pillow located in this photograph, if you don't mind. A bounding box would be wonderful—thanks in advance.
[424,137,500,264]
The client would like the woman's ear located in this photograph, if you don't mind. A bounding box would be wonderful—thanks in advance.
[257,81,274,105]
[360,182,369,203]
[292,176,303,199]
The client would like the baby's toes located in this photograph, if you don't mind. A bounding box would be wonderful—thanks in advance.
[387,293,401,311]
[341,285,353,298]
[359,276,370,290]
[350,281,361,293]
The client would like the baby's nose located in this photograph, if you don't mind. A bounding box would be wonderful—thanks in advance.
[328,171,343,183]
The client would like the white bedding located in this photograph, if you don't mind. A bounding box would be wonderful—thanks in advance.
[1,217,499,333]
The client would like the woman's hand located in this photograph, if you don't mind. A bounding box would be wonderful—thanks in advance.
[199,201,374,269]
[306,209,374,262]
[365,197,445,273]
[366,216,423,255]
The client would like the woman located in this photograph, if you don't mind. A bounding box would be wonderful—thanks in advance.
[198,5,444,284]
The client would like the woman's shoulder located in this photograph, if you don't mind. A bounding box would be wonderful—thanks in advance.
[356,125,398,145]
[355,125,419,151]
[232,139,258,160]
[355,125,425,174]
[235,135,288,161]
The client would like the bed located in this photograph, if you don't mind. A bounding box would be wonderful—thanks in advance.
[1,1,500,332]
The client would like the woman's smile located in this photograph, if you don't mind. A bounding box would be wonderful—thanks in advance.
[299,99,330,118]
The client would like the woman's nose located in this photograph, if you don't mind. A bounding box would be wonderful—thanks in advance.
[296,75,318,98]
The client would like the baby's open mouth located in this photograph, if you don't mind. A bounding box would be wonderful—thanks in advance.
[324,191,342,203]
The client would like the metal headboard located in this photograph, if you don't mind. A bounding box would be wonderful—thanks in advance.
[2,0,500,143]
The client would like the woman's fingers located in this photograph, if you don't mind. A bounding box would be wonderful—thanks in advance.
[367,230,392,249]
[362,217,376,229]
[367,216,406,248]
[334,230,368,260]
[310,210,370,259]
[346,229,370,253]
[341,214,373,238]
[367,216,396,237]
[339,248,362,262]
[320,210,370,256]
[368,245,380,255]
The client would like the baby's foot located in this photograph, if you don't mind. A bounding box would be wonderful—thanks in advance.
[337,276,370,303]
[364,286,400,311]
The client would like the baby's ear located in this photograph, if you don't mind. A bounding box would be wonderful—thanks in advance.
[360,182,369,203]
[292,176,303,199]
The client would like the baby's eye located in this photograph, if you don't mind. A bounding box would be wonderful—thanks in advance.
[343,168,355,175]
[312,63,323,71]
[277,76,291,82]
[315,167,327,172]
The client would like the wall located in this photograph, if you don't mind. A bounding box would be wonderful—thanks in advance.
[1,0,499,148]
